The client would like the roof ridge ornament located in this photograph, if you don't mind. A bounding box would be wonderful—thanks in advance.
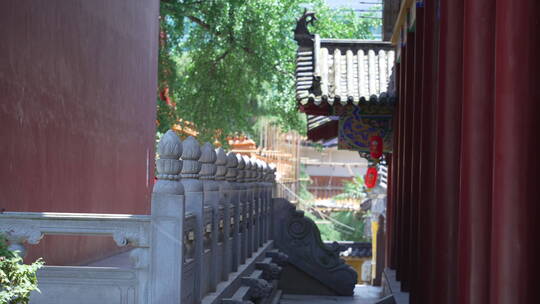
[294,10,317,47]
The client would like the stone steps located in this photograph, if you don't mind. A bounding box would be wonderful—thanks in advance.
[220,248,288,304]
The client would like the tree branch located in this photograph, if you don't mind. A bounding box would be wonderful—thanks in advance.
[187,15,212,31]
[184,13,255,57]
[161,0,204,5]
[242,46,255,55]
[215,49,231,63]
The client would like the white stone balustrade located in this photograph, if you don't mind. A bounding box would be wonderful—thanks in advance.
[0,212,151,255]
[1,129,358,301]
[0,129,282,304]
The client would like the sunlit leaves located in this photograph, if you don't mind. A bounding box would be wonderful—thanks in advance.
[158,0,381,143]
[0,235,44,304]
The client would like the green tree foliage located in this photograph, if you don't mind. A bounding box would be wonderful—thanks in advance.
[0,235,44,304]
[158,0,381,142]
[330,210,369,242]
[298,166,370,242]
[297,164,315,201]
[334,175,367,200]
[304,210,369,242]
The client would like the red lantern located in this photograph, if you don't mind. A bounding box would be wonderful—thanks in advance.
[365,167,378,188]
[369,135,383,159]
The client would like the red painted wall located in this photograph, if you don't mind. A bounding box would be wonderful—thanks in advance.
[0,1,158,265]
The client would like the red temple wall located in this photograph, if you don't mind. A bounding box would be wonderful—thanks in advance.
[0,1,159,265]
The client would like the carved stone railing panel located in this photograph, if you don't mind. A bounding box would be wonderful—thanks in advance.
[271,198,358,296]
[202,206,213,296]
[240,202,248,264]
[222,212,233,280]
[183,212,197,304]
[215,206,225,283]
[0,212,152,304]
[229,207,236,239]
[217,206,225,244]
[29,266,141,304]
[184,213,196,263]
[245,199,253,258]
[203,207,213,251]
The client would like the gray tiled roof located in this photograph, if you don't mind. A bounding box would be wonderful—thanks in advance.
[296,36,396,106]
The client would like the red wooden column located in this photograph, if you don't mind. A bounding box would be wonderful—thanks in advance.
[390,64,401,269]
[458,0,495,303]
[396,45,407,281]
[385,153,394,269]
[433,0,463,302]
[400,31,415,292]
[418,0,439,303]
[491,1,540,303]
[409,6,424,303]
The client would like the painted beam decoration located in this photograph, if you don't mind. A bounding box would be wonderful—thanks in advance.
[338,107,393,152]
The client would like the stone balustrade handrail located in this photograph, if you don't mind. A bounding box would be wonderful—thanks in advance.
[0,212,152,252]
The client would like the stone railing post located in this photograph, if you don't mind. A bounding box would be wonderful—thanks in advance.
[255,159,265,247]
[267,164,277,240]
[251,158,261,250]
[263,161,271,243]
[260,161,269,243]
[226,152,241,271]
[180,136,204,304]
[150,130,184,304]
[236,154,248,264]
[243,156,254,258]
[215,147,232,281]
[200,142,219,293]
[248,157,257,255]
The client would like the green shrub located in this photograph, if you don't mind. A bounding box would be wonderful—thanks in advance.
[0,234,44,304]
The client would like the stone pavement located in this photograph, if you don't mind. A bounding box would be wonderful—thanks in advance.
[280,285,382,304]
[382,269,409,304]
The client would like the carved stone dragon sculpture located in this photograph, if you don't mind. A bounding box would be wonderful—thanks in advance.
[272,198,358,296]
